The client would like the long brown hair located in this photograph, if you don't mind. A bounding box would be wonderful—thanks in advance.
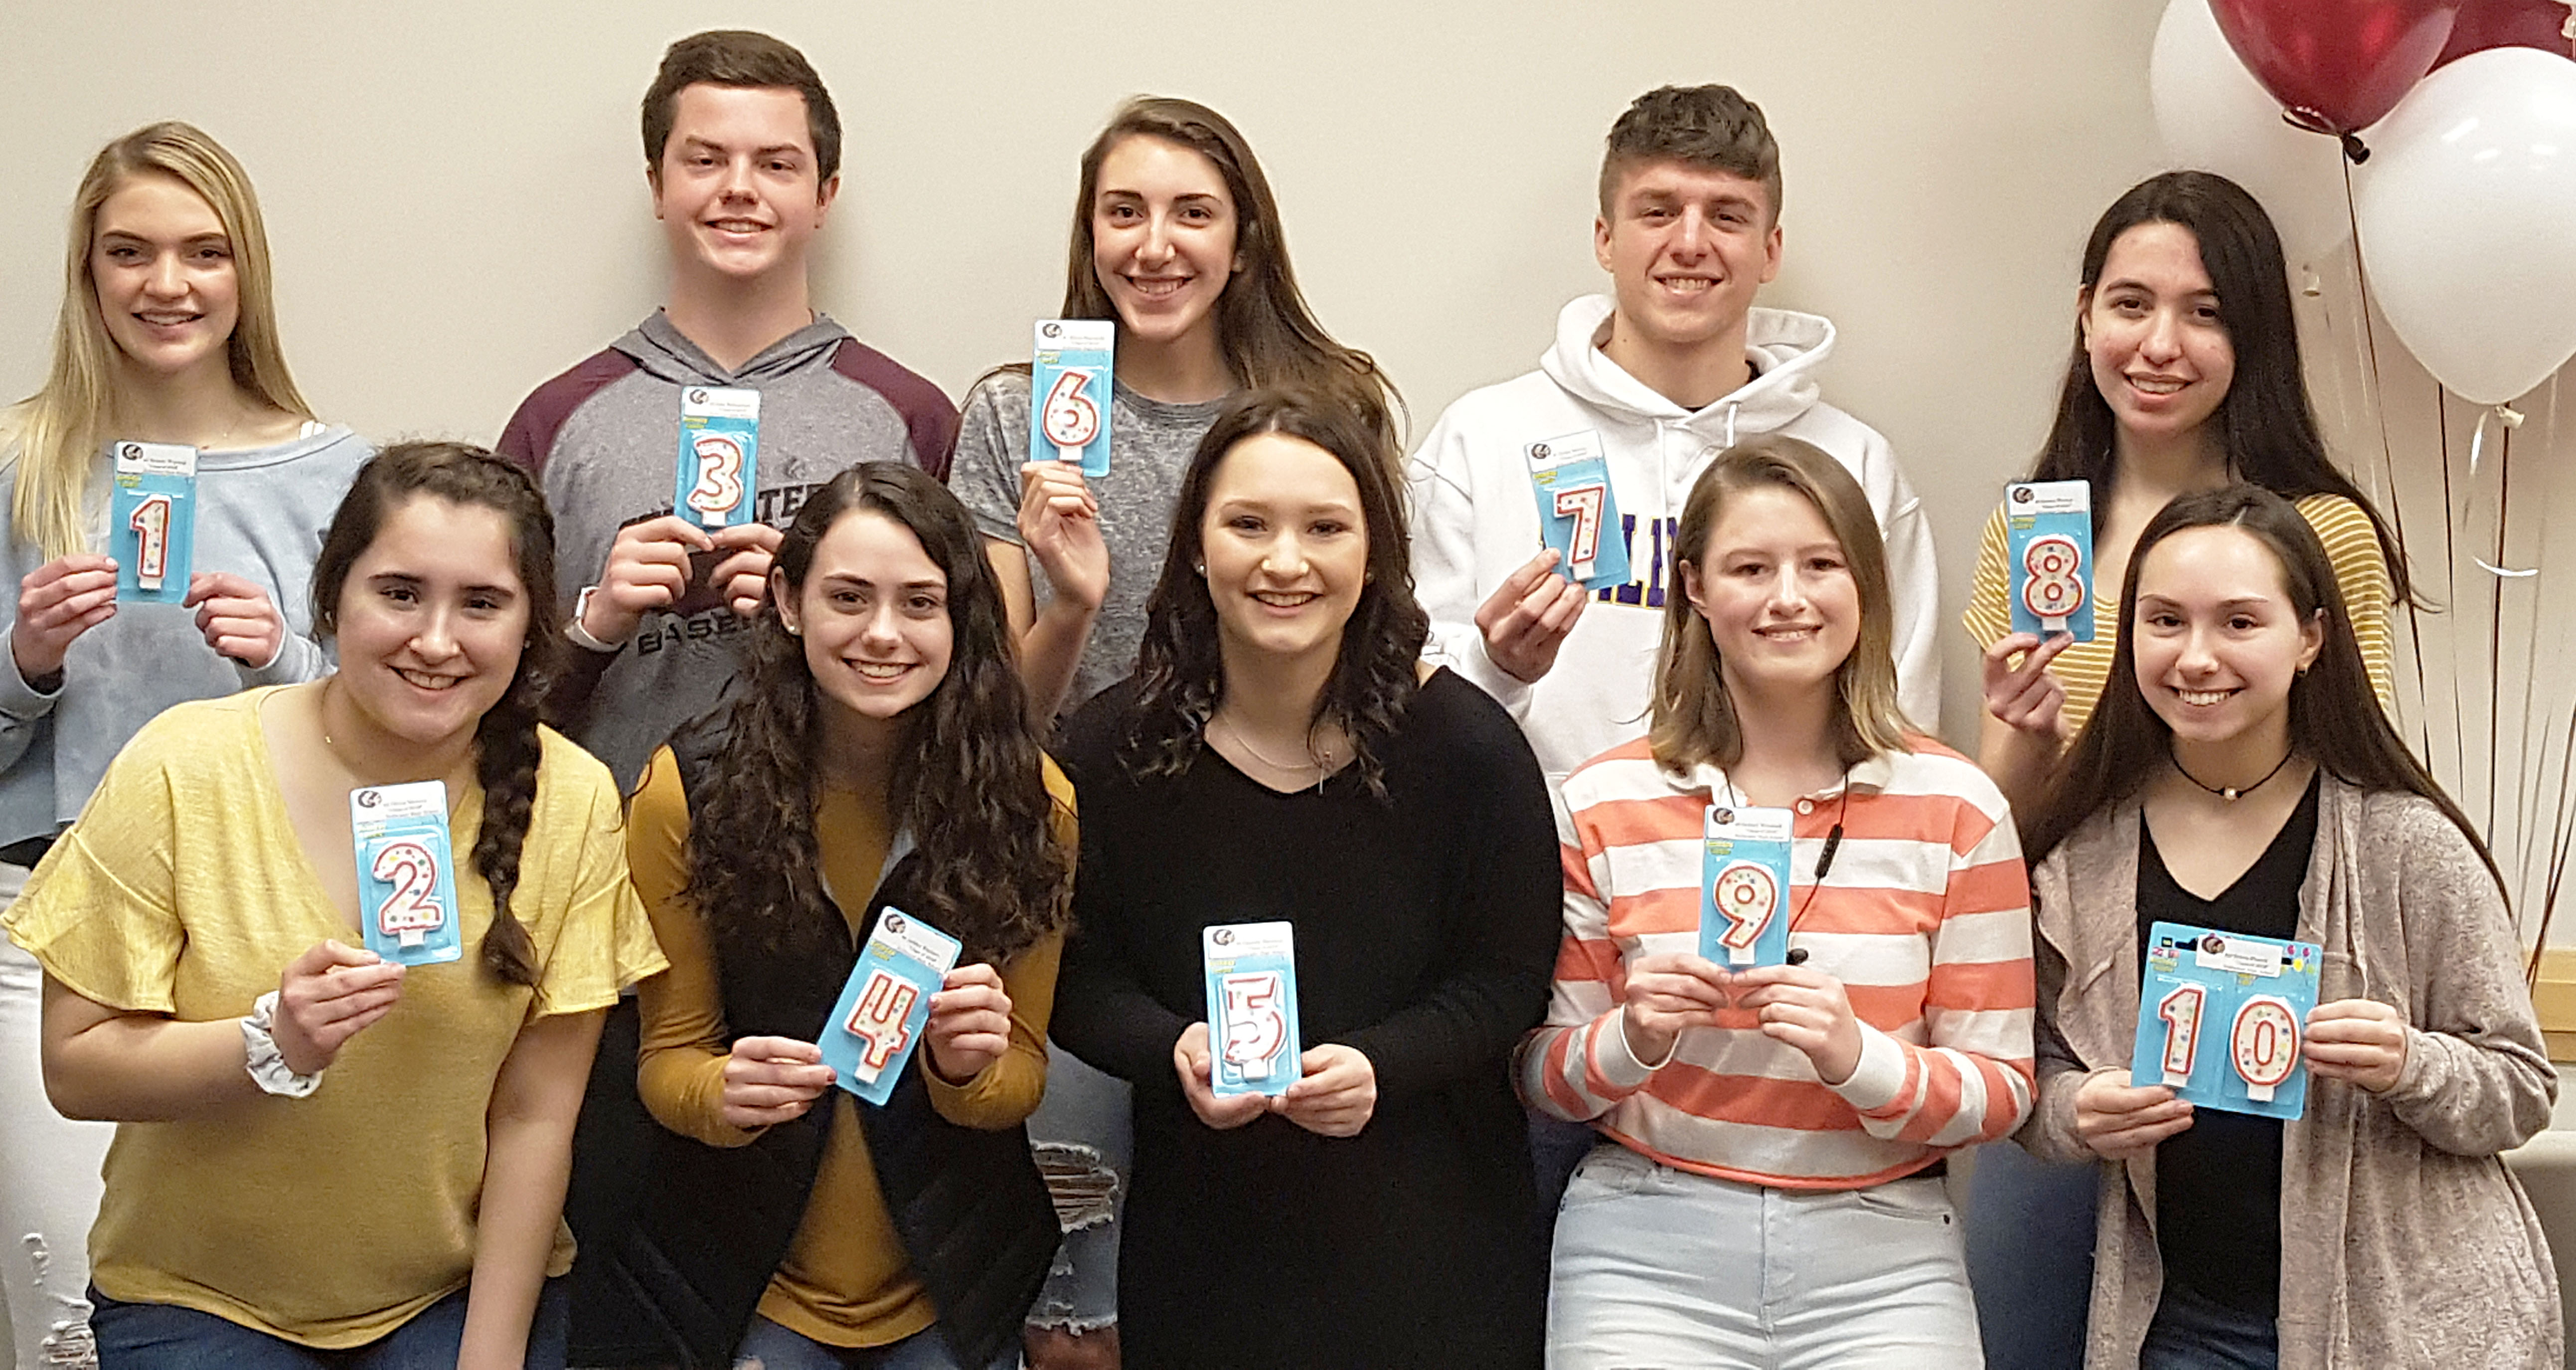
[1055,97,1403,459]
[2029,171,2413,607]
[1122,388,1426,798]
[1650,436,1913,775]
[683,465,1069,966]
[5,122,312,561]
[2023,486,2491,882]
[311,442,560,988]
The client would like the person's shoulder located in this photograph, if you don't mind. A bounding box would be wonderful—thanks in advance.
[1559,735,1669,806]
[1417,366,1581,447]
[2291,492,2383,554]
[827,336,955,415]
[534,724,625,811]
[111,692,267,785]
[1413,667,1534,754]
[1882,738,2012,819]
[1054,677,1142,780]
[497,346,642,471]
[1777,399,1897,469]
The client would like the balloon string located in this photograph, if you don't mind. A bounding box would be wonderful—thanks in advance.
[2341,158,2439,765]
[2473,404,2538,578]
[2278,107,2372,163]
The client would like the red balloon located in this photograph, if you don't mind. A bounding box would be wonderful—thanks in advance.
[2209,0,2462,133]
[2436,0,2575,66]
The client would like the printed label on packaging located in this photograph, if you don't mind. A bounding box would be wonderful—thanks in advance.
[1699,804,1794,968]
[351,781,464,967]
[676,386,761,528]
[1030,320,1116,478]
[2130,921,2321,1119]
[1526,431,1629,591]
[821,906,964,1106]
[110,441,198,604]
[1201,921,1301,1097]
[2004,480,2094,642]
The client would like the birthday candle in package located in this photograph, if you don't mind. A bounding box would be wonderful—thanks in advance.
[1699,803,1794,969]
[821,906,965,1107]
[2004,479,2094,642]
[1202,921,1301,1098]
[676,386,761,528]
[1030,320,1115,478]
[1525,430,1629,591]
[2130,921,2322,1120]
[110,441,197,605]
[351,780,464,968]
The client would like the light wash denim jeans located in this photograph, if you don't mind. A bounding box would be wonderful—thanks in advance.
[732,1317,1018,1370]
[1019,1044,1128,1335]
[1,863,112,1369]
[1547,1143,1984,1370]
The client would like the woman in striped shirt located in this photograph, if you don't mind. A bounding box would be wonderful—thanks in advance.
[1522,435,2034,1369]
[1962,170,2408,1370]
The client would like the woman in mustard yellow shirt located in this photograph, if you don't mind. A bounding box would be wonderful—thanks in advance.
[622,463,1073,1370]
[7,442,665,1370]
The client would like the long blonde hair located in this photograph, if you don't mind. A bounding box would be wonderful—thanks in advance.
[2,122,311,560]
[1649,435,1913,774]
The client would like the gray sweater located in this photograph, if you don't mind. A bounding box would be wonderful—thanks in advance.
[0,423,371,849]
[2024,777,2561,1368]
[497,311,955,787]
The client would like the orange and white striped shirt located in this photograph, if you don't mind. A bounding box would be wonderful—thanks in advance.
[1519,736,2034,1189]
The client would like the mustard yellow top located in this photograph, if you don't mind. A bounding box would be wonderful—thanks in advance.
[1963,492,2395,740]
[1,689,666,1348]
[629,743,1073,1349]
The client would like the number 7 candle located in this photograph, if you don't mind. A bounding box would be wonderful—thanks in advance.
[1526,431,1629,591]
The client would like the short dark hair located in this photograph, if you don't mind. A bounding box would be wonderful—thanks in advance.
[1599,84,1782,222]
[641,29,841,182]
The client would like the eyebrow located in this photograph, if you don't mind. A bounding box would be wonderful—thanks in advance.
[96,228,229,246]
[367,571,518,597]
[816,572,946,591]
[2098,276,2217,298]
[677,136,808,161]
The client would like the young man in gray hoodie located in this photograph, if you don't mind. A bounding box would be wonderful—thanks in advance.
[498,29,953,790]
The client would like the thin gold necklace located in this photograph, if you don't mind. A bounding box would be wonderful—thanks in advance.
[1213,714,1328,775]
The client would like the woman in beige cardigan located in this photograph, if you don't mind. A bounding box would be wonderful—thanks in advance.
[2017,486,2558,1369]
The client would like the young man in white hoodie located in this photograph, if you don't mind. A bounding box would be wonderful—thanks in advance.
[1410,84,1939,786]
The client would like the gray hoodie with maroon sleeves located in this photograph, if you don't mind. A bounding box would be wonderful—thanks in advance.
[497,310,956,789]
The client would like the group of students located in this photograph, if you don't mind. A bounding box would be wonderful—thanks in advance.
[0,24,2557,1370]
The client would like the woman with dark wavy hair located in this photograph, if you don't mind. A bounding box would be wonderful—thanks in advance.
[622,463,1074,1370]
[8,441,664,1369]
[1049,389,1560,1369]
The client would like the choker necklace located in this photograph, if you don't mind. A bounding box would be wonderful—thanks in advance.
[2171,747,2294,802]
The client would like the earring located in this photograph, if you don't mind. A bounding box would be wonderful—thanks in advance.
[1194,563,1206,575]
[783,621,802,637]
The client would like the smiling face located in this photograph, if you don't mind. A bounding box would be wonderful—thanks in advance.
[331,496,530,753]
[90,171,240,384]
[2084,221,2237,454]
[650,83,838,286]
[1197,432,1368,675]
[1091,134,1242,356]
[2130,524,2322,754]
[1596,158,1781,358]
[1681,483,1859,705]
[774,508,954,744]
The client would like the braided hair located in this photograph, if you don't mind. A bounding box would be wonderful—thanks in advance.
[310,440,561,987]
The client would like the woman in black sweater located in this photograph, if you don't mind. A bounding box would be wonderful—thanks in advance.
[1049,389,1561,1369]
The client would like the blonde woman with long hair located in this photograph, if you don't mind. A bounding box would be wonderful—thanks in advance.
[0,121,369,1365]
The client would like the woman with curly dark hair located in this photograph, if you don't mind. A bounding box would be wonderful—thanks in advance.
[621,462,1075,1370]
[1048,389,1561,1369]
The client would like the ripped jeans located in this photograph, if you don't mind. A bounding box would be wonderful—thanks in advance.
[1,864,112,1369]
[1021,1044,1128,1335]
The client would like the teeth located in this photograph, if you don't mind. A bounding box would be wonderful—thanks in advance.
[855,662,910,680]
[2131,377,2186,394]
[1127,277,1188,297]
[2177,687,2233,705]
[1253,592,1315,607]
[396,668,460,690]
[1659,278,1715,293]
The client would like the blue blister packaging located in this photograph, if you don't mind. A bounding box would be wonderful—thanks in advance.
[1202,921,1301,1098]
[351,780,464,967]
[1030,319,1115,478]
[676,385,761,528]
[2005,479,2094,642]
[110,441,197,605]
[1699,804,1793,968]
[1526,431,1629,591]
[821,907,963,1107]
[2130,921,2322,1120]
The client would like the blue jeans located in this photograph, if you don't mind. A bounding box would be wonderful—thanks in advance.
[1547,1144,1982,1370]
[1021,1043,1128,1334]
[2140,1283,2277,1370]
[1962,1142,2097,1369]
[733,1317,1019,1370]
[90,1278,569,1369]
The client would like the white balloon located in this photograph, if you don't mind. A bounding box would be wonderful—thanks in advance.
[2149,0,2355,270]
[2358,48,2576,406]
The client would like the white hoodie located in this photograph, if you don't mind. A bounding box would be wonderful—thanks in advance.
[1407,295,1940,784]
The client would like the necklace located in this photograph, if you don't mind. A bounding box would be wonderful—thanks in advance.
[2170,746,2295,802]
[1213,714,1328,776]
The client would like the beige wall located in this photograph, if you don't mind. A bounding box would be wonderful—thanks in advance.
[7,1,2569,938]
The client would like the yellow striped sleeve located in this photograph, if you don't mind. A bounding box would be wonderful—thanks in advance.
[2295,493,2395,711]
